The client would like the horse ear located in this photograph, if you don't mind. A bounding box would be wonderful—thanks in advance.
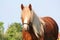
[21,4,24,10]
[29,4,32,10]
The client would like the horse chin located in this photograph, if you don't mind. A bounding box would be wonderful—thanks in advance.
[23,27,29,32]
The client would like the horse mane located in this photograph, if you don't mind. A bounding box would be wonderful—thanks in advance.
[31,10,44,38]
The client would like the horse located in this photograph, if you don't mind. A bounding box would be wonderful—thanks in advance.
[21,4,59,40]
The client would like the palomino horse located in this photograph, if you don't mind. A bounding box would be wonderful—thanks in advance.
[21,4,58,40]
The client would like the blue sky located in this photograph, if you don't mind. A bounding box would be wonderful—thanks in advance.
[0,0,60,32]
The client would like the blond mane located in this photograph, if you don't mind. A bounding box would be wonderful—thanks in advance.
[31,11,44,38]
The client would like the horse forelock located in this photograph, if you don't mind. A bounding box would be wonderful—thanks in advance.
[21,7,33,23]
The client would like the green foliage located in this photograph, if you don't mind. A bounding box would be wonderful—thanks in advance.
[0,22,23,40]
[5,22,22,40]
[0,22,4,33]
[0,22,4,27]
[0,22,4,40]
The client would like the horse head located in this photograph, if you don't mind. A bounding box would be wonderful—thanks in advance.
[21,4,33,31]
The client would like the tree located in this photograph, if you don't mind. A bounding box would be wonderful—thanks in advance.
[6,22,22,40]
[0,22,4,33]
[0,22,4,40]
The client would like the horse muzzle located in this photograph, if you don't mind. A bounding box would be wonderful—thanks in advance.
[23,23,29,31]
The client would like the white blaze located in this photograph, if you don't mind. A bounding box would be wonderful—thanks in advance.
[24,17,28,23]
[23,18,28,30]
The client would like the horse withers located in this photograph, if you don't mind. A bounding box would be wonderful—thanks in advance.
[21,4,59,40]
